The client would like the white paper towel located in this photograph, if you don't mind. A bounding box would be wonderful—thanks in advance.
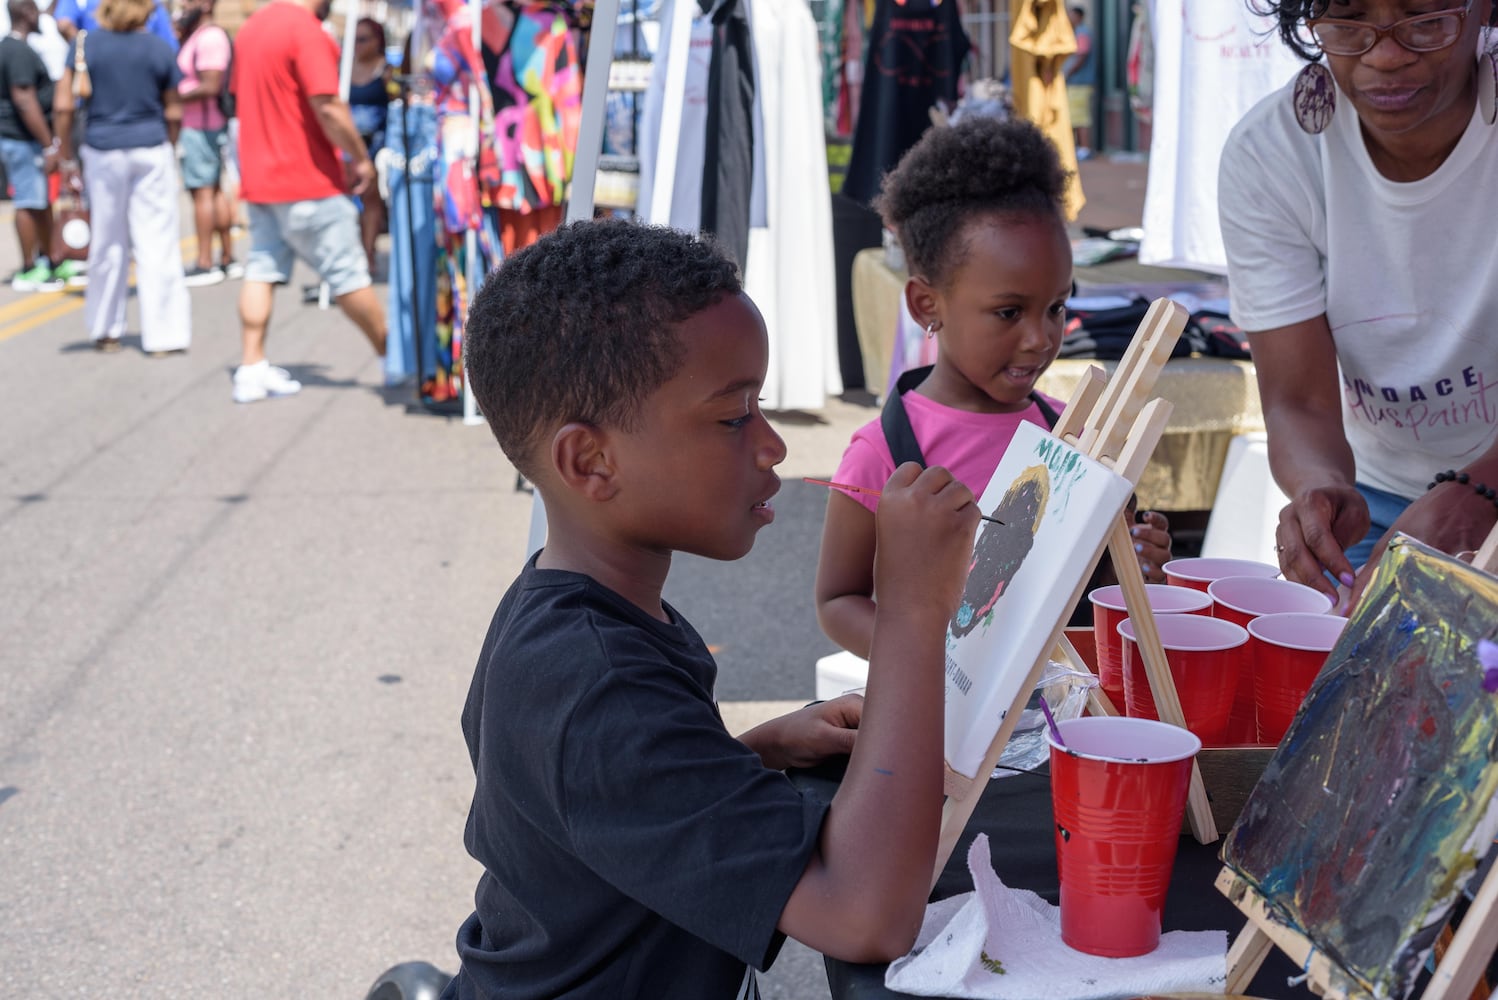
[885,834,1228,999]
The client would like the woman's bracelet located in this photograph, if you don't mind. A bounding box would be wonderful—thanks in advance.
[1428,470,1498,512]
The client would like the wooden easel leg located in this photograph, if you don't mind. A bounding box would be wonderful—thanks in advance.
[1106,514,1219,844]
[1053,634,1120,717]
[1226,924,1275,995]
[1424,860,1498,1000]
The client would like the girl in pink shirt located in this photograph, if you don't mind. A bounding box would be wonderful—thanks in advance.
[814,116,1172,657]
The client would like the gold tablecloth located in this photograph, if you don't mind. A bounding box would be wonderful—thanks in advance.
[851,247,1264,511]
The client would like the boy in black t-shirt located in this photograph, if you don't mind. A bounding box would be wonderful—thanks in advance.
[444,219,980,999]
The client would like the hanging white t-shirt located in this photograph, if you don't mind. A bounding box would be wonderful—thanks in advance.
[1139,0,1300,272]
[1219,76,1498,500]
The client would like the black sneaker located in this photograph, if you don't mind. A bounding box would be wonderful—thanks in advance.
[183,265,226,288]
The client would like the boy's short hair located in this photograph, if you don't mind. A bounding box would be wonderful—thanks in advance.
[464,219,743,480]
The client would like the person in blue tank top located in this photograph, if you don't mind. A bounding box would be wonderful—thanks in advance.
[346,16,389,273]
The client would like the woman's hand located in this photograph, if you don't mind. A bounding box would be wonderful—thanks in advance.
[739,694,862,771]
[1346,481,1498,607]
[1130,509,1171,583]
[1274,483,1369,601]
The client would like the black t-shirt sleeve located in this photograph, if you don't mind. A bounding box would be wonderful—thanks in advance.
[2,42,44,97]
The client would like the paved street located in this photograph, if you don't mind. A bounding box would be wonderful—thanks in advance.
[0,157,1164,998]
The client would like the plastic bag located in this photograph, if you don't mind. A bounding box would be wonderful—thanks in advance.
[993,662,1097,779]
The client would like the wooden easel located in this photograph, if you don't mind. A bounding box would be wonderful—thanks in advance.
[1218,523,1498,1000]
[933,298,1219,884]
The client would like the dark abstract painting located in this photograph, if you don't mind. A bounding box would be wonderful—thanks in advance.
[1222,537,1498,1000]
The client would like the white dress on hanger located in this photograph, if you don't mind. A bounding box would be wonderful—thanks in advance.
[743,0,842,411]
[638,0,840,412]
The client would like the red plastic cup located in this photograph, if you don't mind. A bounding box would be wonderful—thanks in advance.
[1207,577,1334,744]
[1047,716,1201,957]
[1119,614,1247,745]
[1162,557,1278,593]
[1088,584,1212,713]
[1206,576,1334,629]
[1248,612,1348,744]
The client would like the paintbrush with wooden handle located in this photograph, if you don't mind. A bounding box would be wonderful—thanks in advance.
[804,478,1005,526]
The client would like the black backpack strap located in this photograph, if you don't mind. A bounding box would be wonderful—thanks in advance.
[882,367,1063,468]
[1028,391,1060,430]
[880,365,934,468]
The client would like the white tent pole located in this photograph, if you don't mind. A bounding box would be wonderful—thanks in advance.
[525,0,622,558]
[566,0,618,223]
[646,0,691,224]
[461,0,487,426]
[322,0,360,310]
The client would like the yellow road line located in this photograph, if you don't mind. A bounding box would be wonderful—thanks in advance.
[0,235,215,342]
[0,296,86,343]
[0,288,80,323]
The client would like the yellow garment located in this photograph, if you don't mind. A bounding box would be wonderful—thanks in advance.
[1009,0,1085,218]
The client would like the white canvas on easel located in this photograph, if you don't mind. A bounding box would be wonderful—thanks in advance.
[934,299,1219,879]
[943,422,1134,779]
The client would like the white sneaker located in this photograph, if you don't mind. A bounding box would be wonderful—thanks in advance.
[183,264,227,287]
[232,360,302,403]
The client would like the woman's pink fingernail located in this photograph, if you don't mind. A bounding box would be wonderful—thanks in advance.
[1339,572,1356,587]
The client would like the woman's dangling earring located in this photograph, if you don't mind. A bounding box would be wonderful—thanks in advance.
[925,321,939,340]
[1293,61,1336,134]
[1479,47,1497,127]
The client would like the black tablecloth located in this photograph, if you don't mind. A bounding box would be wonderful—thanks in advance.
[787,761,1313,1000]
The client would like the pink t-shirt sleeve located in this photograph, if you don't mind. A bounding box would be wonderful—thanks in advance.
[178,26,231,130]
[193,26,231,71]
[831,418,895,516]
[830,392,1063,516]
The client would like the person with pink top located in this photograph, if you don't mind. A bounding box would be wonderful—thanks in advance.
[814,116,1173,657]
[174,0,236,285]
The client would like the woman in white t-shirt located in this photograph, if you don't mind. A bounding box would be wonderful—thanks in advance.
[1219,0,1498,605]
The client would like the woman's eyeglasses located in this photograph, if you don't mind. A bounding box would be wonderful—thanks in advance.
[1306,1,1472,56]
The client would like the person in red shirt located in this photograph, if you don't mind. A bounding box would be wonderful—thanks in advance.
[228,0,386,404]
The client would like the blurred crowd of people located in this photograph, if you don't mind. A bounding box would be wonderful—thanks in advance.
[0,0,391,398]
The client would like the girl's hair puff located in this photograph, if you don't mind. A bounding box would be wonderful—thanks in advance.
[875,116,1069,289]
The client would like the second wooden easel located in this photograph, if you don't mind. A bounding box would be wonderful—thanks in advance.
[1217,522,1498,1000]
[934,297,1220,883]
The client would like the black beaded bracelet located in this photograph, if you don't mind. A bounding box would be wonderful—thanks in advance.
[1428,469,1498,511]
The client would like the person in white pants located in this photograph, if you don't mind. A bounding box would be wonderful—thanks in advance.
[78,142,190,352]
[52,0,189,355]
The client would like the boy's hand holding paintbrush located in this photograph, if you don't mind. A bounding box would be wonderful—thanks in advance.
[789,460,980,958]
[871,463,982,629]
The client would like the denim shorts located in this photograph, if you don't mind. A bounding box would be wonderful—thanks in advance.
[245,196,370,297]
[1345,481,1413,569]
[179,127,226,190]
[0,137,49,210]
